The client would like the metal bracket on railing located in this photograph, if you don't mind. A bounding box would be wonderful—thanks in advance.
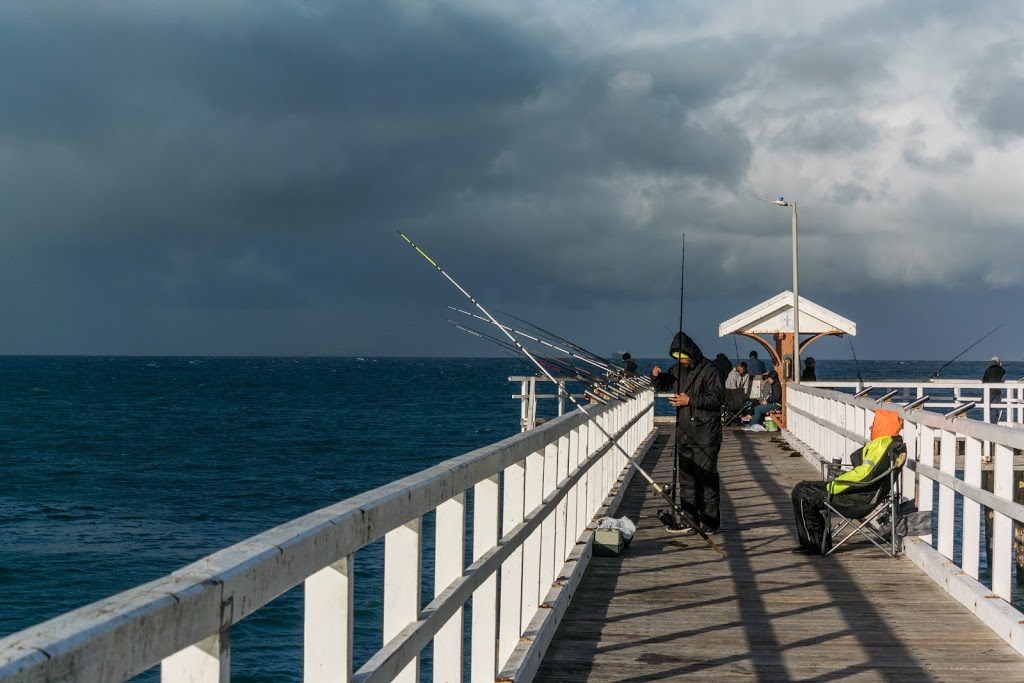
[943,401,975,419]
[853,386,874,398]
[875,389,899,404]
[904,395,930,410]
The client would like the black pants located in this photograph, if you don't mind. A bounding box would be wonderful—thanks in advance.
[792,481,829,549]
[676,431,721,531]
[791,481,876,549]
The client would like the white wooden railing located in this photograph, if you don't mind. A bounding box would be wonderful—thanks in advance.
[784,383,1024,655]
[0,391,656,682]
[803,380,1024,425]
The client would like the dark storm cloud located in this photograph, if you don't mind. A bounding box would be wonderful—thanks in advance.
[1,1,1022,358]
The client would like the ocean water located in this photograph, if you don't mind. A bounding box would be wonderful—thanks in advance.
[1,356,1020,679]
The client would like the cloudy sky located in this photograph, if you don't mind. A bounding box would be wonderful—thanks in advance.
[1,0,1022,359]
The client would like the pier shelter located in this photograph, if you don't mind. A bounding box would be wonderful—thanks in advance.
[719,291,856,425]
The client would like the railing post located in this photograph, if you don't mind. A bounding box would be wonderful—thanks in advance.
[434,494,465,683]
[162,631,230,683]
[963,436,983,579]
[498,463,525,668]
[568,425,583,555]
[917,425,935,545]
[938,430,956,559]
[540,441,559,598]
[471,475,499,683]
[520,379,529,432]
[304,557,354,683]
[384,519,422,683]
[521,449,544,631]
[992,444,1014,600]
[553,433,570,578]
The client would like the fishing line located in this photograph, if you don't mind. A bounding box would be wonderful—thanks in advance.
[399,231,725,556]
[446,320,635,401]
[928,322,1006,380]
[448,306,619,377]
[848,337,863,384]
[494,307,637,379]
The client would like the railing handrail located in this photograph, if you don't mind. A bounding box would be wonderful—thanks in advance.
[1,392,657,681]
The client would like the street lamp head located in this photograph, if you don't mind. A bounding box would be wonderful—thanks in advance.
[754,193,793,207]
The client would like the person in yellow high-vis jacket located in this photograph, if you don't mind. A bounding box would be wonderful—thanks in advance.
[790,411,904,555]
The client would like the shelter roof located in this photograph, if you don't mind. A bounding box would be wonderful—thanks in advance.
[718,291,856,337]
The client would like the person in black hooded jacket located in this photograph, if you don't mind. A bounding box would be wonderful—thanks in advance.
[650,332,726,533]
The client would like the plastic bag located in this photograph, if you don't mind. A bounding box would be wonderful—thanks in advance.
[596,516,636,541]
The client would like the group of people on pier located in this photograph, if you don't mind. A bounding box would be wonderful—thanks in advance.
[645,332,906,556]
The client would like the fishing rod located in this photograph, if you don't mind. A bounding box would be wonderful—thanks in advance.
[449,306,647,395]
[399,231,725,557]
[448,306,618,377]
[848,337,863,383]
[927,322,1006,380]
[445,320,636,402]
[671,238,685,528]
[449,323,616,406]
[494,307,647,384]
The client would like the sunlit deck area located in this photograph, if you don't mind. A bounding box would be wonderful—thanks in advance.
[535,422,1023,682]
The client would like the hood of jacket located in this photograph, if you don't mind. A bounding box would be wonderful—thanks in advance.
[669,332,706,363]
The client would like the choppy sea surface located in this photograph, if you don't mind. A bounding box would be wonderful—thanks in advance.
[1,356,1020,680]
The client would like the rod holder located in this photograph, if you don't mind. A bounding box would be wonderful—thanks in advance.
[904,395,930,410]
[853,386,874,398]
[943,401,975,419]
[584,390,608,405]
[875,389,899,404]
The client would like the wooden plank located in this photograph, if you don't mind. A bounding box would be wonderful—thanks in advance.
[534,426,1024,682]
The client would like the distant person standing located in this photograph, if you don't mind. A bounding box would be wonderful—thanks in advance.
[746,350,767,377]
[982,356,1005,421]
[800,357,817,382]
[621,352,638,376]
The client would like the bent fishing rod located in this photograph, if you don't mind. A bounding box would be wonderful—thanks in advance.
[446,320,634,401]
[927,322,1006,380]
[399,231,724,557]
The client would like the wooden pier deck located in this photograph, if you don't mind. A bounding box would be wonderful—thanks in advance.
[534,423,1023,682]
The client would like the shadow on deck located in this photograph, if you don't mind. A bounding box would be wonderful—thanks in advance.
[534,425,1022,682]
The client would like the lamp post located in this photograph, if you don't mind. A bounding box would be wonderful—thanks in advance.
[756,195,800,383]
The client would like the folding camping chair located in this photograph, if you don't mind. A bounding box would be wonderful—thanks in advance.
[721,388,751,426]
[820,446,908,557]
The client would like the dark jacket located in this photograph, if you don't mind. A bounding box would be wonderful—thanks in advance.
[765,370,782,404]
[712,354,732,384]
[746,354,767,376]
[651,333,725,447]
[981,363,1005,383]
[982,362,1005,401]
[800,366,817,382]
